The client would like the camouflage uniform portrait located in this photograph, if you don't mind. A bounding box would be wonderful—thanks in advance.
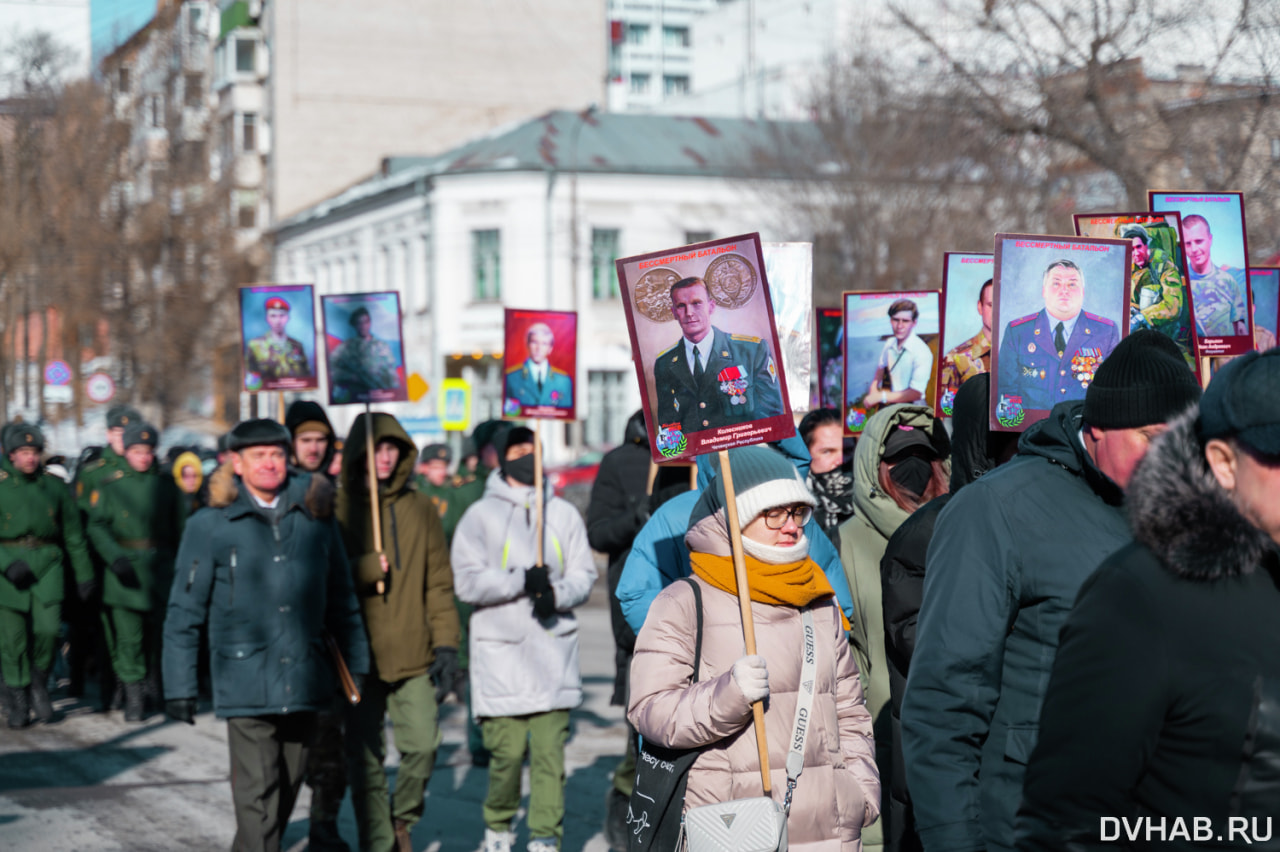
[329,306,402,403]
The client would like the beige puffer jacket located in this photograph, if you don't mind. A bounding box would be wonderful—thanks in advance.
[629,574,881,851]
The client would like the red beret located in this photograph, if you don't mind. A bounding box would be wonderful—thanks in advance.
[265,297,290,311]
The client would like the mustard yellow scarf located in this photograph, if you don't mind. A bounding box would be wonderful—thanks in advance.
[689,551,851,631]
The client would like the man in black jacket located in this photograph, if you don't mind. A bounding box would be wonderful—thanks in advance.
[902,331,1200,852]
[1018,348,1280,851]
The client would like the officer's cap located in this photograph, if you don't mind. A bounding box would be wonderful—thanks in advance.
[107,405,143,430]
[420,443,452,464]
[265,297,290,311]
[123,421,159,450]
[7,424,44,453]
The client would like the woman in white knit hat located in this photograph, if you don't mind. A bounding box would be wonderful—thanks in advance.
[628,444,881,850]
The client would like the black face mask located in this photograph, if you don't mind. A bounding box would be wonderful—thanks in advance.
[889,455,932,499]
[501,453,536,486]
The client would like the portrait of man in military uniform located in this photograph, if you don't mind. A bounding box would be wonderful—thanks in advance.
[239,285,318,392]
[1182,214,1248,338]
[938,278,994,415]
[997,258,1120,415]
[651,276,784,436]
[504,322,574,410]
[1122,224,1194,366]
[324,297,406,405]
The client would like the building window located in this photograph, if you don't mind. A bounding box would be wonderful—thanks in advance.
[663,26,690,49]
[629,73,650,95]
[235,190,257,229]
[591,229,620,299]
[1272,138,1280,162]
[117,66,130,93]
[241,113,257,152]
[184,73,203,107]
[586,370,630,448]
[148,95,164,127]
[472,229,501,301]
[188,4,204,39]
[664,75,690,96]
[626,23,649,46]
[235,38,256,73]
[685,230,712,245]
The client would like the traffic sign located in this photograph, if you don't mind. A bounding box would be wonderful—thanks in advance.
[44,360,71,386]
[86,373,116,404]
[440,379,471,432]
[407,373,429,402]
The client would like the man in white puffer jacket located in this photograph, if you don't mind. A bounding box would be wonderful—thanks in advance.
[450,426,597,852]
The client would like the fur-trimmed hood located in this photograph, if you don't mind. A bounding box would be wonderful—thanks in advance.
[1128,405,1274,581]
[204,461,334,519]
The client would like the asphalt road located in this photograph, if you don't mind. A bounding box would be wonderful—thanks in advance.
[0,579,627,852]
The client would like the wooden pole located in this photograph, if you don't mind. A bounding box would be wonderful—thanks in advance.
[717,448,771,794]
[689,463,698,491]
[1200,356,1213,390]
[645,460,658,497]
[277,392,286,424]
[534,420,544,567]
[366,404,386,595]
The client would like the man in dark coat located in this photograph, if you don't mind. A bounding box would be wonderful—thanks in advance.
[162,419,370,852]
[1018,348,1280,851]
[286,400,336,480]
[878,374,1018,852]
[901,331,1201,852]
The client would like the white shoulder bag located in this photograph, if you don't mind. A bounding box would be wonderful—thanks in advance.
[680,608,817,852]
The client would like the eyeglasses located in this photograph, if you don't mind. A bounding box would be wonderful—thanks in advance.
[761,505,813,529]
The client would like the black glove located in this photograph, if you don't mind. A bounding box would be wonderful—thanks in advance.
[166,698,196,725]
[524,565,551,596]
[4,559,35,590]
[633,501,651,531]
[427,647,461,704]
[109,557,142,589]
[349,673,366,700]
[77,578,99,602]
[532,586,557,620]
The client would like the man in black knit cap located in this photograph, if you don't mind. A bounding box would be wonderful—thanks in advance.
[903,330,1201,852]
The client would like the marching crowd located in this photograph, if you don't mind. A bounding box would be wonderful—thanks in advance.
[0,334,1278,852]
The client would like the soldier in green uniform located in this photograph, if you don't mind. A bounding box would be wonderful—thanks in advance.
[329,307,402,403]
[86,421,186,722]
[70,404,142,706]
[245,296,311,385]
[1123,225,1194,366]
[0,425,95,728]
[415,444,470,542]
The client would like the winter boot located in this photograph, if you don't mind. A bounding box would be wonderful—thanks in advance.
[307,820,350,852]
[482,828,513,852]
[143,669,162,710]
[7,686,30,729]
[29,668,54,723]
[123,680,146,722]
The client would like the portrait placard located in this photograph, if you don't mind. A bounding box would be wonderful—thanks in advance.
[990,234,1131,432]
[239,284,318,392]
[936,253,993,417]
[1249,268,1279,352]
[502,309,578,420]
[321,291,408,405]
[763,242,813,416]
[1074,211,1198,376]
[616,233,793,462]
[843,291,942,435]
[814,307,843,409]
[1148,192,1252,356]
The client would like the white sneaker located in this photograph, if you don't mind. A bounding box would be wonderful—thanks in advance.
[483,828,513,852]
[527,840,558,852]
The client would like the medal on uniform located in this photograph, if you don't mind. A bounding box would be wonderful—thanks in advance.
[717,365,749,405]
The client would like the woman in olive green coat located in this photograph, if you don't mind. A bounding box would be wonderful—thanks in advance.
[87,421,186,721]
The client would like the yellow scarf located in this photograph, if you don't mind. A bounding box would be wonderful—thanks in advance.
[689,551,851,631]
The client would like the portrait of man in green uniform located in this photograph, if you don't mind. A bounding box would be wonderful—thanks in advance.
[240,285,318,391]
[323,293,408,404]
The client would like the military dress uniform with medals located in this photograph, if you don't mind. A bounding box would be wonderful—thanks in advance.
[652,326,785,437]
[504,361,574,409]
[0,426,94,727]
[997,309,1119,411]
[87,422,186,721]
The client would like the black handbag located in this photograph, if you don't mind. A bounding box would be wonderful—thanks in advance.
[627,578,704,852]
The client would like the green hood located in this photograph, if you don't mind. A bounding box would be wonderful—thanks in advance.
[340,412,417,498]
[851,403,951,540]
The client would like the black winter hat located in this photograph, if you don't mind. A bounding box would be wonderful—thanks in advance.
[285,400,333,438]
[419,443,452,464]
[227,418,292,452]
[1198,348,1280,455]
[123,421,159,449]
[503,427,535,454]
[6,424,44,452]
[1082,329,1201,429]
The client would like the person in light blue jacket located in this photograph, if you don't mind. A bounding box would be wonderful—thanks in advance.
[616,435,855,635]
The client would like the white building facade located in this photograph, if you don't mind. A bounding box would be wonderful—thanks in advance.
[272,111,813,459]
